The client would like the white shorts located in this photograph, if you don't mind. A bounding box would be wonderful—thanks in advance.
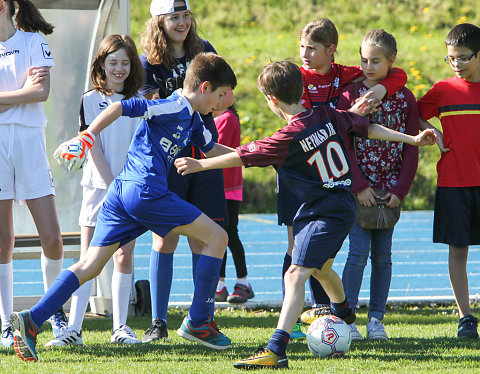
[79,185,107,227]
[0,124,55,200]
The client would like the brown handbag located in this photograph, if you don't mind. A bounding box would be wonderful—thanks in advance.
[354,188,401,229]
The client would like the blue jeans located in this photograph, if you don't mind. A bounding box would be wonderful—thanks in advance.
[342,220,394,320]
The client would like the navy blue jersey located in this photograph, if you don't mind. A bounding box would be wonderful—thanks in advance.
[117,89,214,193]
[237,107,369,204]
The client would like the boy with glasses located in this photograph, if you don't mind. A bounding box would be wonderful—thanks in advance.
[418,23,480,338]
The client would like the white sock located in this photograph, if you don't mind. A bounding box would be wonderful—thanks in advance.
[41,253,63,291]
[112,271,132,331]
[0,262,13,331]
[236,278,250,288]
[216,280,226,293]
[68,279,94,333]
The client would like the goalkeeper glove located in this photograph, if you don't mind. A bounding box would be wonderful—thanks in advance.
[54,130,95,171]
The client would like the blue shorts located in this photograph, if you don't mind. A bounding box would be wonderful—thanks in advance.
[292,191,356,269]
[168,166,227,228]
[91,179,202,247]
[433,186,480,247]
[277,176,303,226]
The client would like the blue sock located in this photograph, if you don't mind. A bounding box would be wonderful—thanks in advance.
[189,255,222,326]
[149,250,173,322]
[267,329,290,357]
[282,253,292,300]
[191,253,200,284]
[30,270,80,327]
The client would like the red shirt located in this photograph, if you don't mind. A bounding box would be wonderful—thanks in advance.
[418,76,480,187]
[301,64,407,109]
[214,109,243,200]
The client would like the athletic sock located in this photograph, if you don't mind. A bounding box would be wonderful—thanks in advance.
[330,298,352,319]
[266,329,290,357]
[41,253,64,291]
[189,255,222,327]
[31,270,80,328]
[191,253,200,284]
[236,278,250,288]
[0,262,13,331]
[149,250,173,322]
[112,271,132,330]
[68,279,93,333]
[282,253,292,299]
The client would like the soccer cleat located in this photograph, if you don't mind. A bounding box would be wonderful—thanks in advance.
[366,317,388,341]
[177,316,231,350]
[227,283,254,304]
[458,315,479,338]
[215,286,229,302]
[142,319,168,342]
[111,325,141,344]
[300,305,332,325]
[45,328,84,347]
[49,307,68,337]
[233,346,288,370]
[290,322,306,340]
[10,311,39,362]
[349,323,363,341]
[1,326,14,347]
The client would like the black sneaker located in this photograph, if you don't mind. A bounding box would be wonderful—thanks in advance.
[458,315,479,338]
[142,319,168,342]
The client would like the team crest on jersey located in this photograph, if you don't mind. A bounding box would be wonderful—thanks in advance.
[248,142,256,152]
[41,43,53,59]
[308,84,318,93]
[99,101,108,110]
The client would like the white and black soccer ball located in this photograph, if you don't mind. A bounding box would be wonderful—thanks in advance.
[306,315,351,358]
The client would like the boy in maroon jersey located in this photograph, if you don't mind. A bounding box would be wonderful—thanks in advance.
[418,23,480,339]
[175,60,436,369]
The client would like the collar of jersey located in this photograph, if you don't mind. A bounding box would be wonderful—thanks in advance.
[175,89,194,115]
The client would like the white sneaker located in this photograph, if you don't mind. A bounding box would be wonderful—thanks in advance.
[111,325,141,344]
[349,323,363,341]
[45,328,84,347]
[366,317,388,341]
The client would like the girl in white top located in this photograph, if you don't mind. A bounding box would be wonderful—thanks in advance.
[45,34,145,347]
[0,0,66,347]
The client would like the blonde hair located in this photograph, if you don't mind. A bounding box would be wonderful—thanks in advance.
[361,29,397,61]
[140,13,203,68]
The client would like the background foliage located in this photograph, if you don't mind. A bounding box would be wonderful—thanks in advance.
[130,0,480,212]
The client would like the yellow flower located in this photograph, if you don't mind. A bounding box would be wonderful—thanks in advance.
[420,45,427,52]
[457,16,467,24]
[242,136,251,145]
[460,8,468,13]
[246,58,252,64]
[425,33,432,39]
[409,61,415,66]
[249,21,256,26]
[257,128,264,134]
[410,26,418,33]
[339,34,345,40]
[251,55,256,60]
[423,7,429,14]
[277,34,283,40]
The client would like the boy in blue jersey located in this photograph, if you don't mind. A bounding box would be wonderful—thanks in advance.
[174,60,436,370]
[10,52,237,363]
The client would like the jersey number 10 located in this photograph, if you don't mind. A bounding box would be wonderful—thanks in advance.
[307,141,350,182]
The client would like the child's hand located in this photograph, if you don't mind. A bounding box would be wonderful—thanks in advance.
[53,131,95,171]
[432,128,450,153]
[382,192,401,208]
[356,187,379,207]
[25,67,50,86]
[349,91,381,116]
[0,104,13,113]
[174,157,202,175]
[413,129,437,146]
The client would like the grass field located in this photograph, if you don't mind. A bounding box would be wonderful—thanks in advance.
[1,304,479,373]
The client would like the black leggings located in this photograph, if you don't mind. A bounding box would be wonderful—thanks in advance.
[219,200,248,278]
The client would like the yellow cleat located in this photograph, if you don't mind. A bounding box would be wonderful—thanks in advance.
[300,306,332,325]
[233,346,288,370]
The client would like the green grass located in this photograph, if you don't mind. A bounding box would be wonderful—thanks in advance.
[2,305,479,373]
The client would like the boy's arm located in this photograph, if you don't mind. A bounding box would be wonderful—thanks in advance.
[367,123,436,146]
[419,118,449,152]
[204,143,236,158]
[369,67,407,99]
[175,152,243,176]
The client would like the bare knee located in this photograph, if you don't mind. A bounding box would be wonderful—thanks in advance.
[0,233,14,263]
[41,232,63,259]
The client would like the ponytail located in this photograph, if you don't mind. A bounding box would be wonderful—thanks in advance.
[8,0,54,34]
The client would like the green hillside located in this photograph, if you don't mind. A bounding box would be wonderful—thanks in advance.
[130,0,480,212]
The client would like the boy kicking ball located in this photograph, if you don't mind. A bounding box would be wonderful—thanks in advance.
[174,60,436,369]
[10,52,237,362]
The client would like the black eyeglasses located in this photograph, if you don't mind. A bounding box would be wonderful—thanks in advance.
[444,51,477,65]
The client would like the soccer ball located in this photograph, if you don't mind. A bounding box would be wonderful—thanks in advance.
[306,315,351,358]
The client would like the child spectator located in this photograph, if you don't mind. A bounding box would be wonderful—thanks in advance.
[173,60,435,369]
[10,52,237,363]
[418,23,480,338]
[0,0,66,347]
[337,29,419,341]
[213,91,254,303]
[45,34,145,347]
[139,0,227,342]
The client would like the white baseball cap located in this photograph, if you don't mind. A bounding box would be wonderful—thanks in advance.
[150,0,190,17]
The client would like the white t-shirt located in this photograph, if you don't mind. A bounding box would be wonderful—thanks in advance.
[0,29,55,127]
[80,90,142,189]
